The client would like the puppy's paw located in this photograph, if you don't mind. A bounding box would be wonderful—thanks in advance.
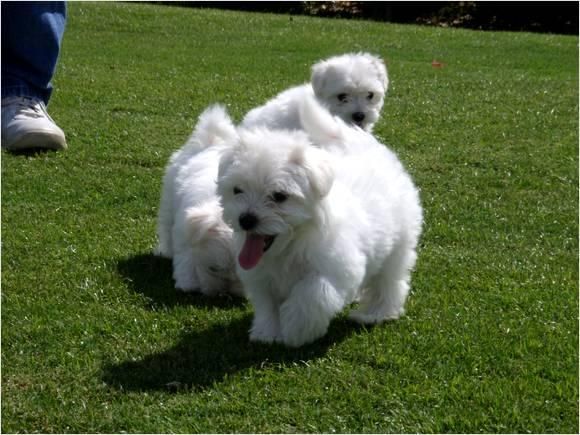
[174,276,201,293]
[175,284,200,293]
[280,307,329,348]
[249,327,282,344]
[348,307,403,325]
[153,244,172,259]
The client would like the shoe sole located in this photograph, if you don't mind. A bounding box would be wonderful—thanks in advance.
[3,130,67,151]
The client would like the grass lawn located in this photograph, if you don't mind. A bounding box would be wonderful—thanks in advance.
[2,2,578,433]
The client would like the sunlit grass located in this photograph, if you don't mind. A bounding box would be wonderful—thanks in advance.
[1,2,578,432]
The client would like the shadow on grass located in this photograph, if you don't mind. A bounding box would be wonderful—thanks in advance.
[5,148,53,156]
[112,253,367,392]
[116,252,245,310]
[102,314,361,393]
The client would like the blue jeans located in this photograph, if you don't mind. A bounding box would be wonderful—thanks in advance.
[1,1,67,105]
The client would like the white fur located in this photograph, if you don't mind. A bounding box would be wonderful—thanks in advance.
[242,52,388,132]
[155,105,242,296]
[218,98,422,347]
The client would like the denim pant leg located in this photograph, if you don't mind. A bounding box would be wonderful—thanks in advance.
[1,1,67,105]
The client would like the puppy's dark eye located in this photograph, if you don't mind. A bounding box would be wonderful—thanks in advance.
[208,265,223,274]
[271,192,289,203]
[367,92,374,100]
[337,93,348,103]
[233,186,243,195]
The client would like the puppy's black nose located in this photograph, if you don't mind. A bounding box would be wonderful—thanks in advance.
[352,112,365,123]
[239,212,258,231]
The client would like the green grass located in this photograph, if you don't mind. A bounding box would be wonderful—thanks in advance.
[2,2,578,433]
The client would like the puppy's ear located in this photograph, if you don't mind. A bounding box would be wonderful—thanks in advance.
[310,60,337,98]
[217,141,238,196]
[290,145,334,199]
[187,104,238,150]
[185,202,230,245]
[368,54,389,92]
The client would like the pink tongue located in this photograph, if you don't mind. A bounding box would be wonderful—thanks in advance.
[239,234,266,270]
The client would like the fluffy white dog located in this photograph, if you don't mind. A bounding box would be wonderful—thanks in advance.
[217,97,423,347]
[242,52,388,132]
[156,105,242,296]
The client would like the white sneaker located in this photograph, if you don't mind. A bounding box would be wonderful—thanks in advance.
[1,96,67,151]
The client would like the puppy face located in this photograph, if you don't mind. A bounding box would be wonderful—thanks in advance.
[185,205,238,295]
[311,53,388,131]
[192,235,236,294]
[217,128,334,270]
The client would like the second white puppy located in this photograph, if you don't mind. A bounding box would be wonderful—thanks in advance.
[156,105,242,296]
[218,98,422,347]
[242,52,388,132]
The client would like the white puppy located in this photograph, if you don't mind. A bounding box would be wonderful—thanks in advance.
[156,105,242,296]
[218,98,422,347]
[242,52,388,132]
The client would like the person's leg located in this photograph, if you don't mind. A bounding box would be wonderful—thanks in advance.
[2,1,67,104]
[1,1,67,151]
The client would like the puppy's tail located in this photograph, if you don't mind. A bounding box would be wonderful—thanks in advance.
[299,95,346,150]
[187,104,237,150]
